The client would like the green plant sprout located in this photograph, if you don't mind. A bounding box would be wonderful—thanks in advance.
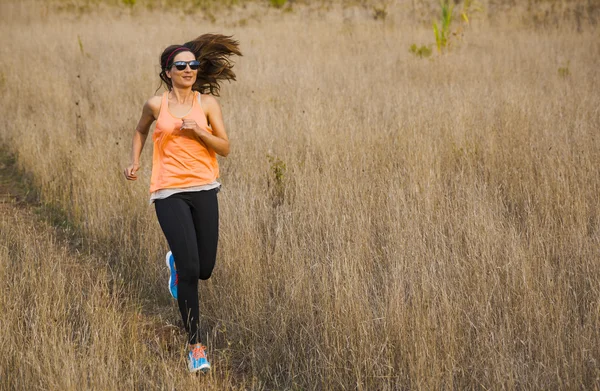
[558,61,571,77]
[77,35,85,55]
[460,0,483,24]
[269,0,286,8]
[267,154,287,206]
[433,0,454,53]
[409,44,432,58]
[373,6,387,21]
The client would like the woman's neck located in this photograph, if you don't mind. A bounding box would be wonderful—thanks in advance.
[169,87,194,104]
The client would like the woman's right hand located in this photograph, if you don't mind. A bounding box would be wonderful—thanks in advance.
[124,163,140,181]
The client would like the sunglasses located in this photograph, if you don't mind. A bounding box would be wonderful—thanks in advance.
[172,60,200,71]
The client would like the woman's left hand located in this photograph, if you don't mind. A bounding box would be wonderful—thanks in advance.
[179,96,229,157]
[181,119,211,139]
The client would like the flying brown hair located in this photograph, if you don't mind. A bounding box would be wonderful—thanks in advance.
[159,34,242,96]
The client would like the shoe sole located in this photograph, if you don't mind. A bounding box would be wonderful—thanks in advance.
[189,363,211,374]
[165,251,177,299]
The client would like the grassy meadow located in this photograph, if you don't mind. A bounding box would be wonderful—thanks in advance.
[1,0,599,389]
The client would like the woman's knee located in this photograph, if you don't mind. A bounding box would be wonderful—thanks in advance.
[177,258,201,281]
[198,263,215,280]
[198,257,216,280]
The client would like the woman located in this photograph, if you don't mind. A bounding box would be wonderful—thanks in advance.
[124,34,241,373]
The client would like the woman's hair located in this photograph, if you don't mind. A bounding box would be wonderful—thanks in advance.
[158,34,242,96]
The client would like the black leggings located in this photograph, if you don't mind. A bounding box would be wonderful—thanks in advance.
[154,188,219,345]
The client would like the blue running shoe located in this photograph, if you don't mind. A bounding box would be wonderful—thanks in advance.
[165,251,178,299]
[188,345,211,373]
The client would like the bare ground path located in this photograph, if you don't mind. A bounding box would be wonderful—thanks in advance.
[0,149,246,390]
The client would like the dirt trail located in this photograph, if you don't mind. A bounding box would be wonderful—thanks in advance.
[0,150,244,390]
[0,153,32,206]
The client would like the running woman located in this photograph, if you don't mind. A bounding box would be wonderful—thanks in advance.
[124,34,241,373]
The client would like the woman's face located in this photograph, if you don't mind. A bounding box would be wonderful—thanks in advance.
[166,51,197,89]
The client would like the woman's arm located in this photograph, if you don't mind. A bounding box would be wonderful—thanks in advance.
[183,94,230,157]
[124,97,160,180]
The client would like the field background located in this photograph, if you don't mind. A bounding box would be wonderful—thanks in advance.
[1,0,599,389]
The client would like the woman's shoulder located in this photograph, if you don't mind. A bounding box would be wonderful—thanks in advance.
[144,94,163,118]
[146,94,163,110]
[199,94,220,111]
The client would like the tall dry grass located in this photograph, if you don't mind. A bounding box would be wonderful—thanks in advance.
[0,177,247,390]
[1,1,599,389]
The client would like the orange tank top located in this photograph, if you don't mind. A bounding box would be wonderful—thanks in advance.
[150,92,219,193]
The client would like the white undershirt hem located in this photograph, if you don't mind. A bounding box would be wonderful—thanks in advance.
[149,181,221,204]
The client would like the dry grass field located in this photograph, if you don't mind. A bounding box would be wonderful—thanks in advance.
[1,0,599,389]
